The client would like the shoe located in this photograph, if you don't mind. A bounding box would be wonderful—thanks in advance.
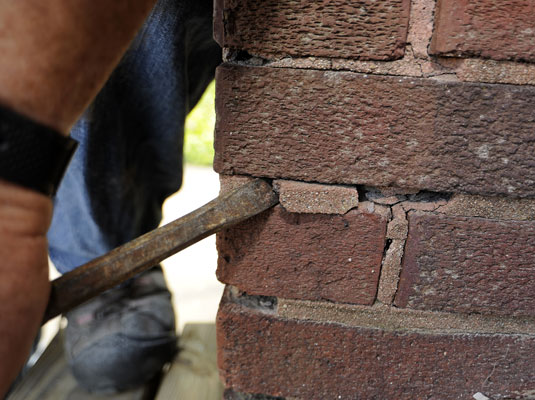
[64,266,177,394]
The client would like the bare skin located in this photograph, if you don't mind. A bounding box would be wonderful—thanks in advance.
[0,1,157,396]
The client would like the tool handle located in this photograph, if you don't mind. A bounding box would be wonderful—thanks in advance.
[43,179,278,323]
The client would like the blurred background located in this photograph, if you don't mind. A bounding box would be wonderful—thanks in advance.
[160,81,224,332]
[42,82,220,355]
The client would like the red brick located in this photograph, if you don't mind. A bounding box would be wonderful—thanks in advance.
[217,293,535,399]
[214,64,535,197]
[395,212,535,317]
[214,0,410,60]
[216,206,386,305]
[431,0,535,63]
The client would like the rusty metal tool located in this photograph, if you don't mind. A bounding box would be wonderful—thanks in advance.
[43,179,278,323]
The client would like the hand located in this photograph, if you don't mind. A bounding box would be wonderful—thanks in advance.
[0,1,159,395]
[0,180,52,397]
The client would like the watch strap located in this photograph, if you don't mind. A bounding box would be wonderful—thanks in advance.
[0,106,78,196]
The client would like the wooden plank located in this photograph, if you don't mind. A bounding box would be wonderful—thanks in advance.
[7,331,155,400]
[155,323,223,400]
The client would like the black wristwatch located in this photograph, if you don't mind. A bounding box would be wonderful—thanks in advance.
[0,105,78,196]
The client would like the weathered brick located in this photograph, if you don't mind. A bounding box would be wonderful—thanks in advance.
[431,0,535,63]
[395,212,535,316]
[273,180,358,214]
[214,0,410,60]
[216,206,386,305]
[214,64,535,197]
[218,293,535,400]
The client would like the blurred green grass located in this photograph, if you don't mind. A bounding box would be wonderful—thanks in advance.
[184,80,216,166]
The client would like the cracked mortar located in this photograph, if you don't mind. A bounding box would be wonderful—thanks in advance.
[377,204,408,304]
[219,176,535,311]
[372,191,448,305]
[371,188,535,308]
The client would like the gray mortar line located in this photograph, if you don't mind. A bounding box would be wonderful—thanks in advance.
[277,299,535,337]
[372,190,448,305]
[375,210,400,305]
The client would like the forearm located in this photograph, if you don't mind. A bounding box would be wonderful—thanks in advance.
[0,181,52,397]
[0,0,157,134]
[0,0,157,396]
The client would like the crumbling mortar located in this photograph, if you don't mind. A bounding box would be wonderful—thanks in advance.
[227,285,278,314]
[375,205,407,305]
[367,187,450,305]
[223,50,535,87]
[223,48,270,66]
[220,0,535,87]
[266,51,449,79]
[222,49,535,87]
[222,178,535,315]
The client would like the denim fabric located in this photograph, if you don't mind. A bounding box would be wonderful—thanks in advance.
[48,0,221,273]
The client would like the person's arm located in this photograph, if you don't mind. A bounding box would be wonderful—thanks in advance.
[0,1,157,396]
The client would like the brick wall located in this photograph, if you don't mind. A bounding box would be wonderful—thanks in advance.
[213,0,535,398]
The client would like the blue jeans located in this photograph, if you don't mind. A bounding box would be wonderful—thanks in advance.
[48,0,221,273]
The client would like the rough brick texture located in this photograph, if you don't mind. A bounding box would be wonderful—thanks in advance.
[431,0,535,63]
[215,64,535,197]
[395,212,535,317]
[218,294,535,400]
[274,180,358,214]
[214,0,410,60]
[214,0,535,396]
[216,206,386,305]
